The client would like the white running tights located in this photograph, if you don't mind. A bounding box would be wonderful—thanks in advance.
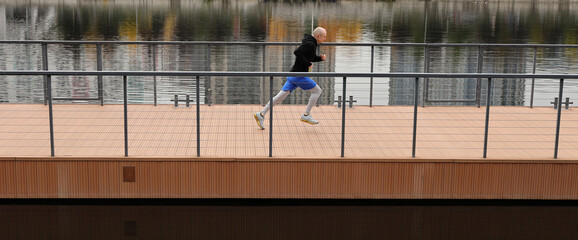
[261,85,322,116]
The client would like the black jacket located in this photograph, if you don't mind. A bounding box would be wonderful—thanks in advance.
[290,34,323,72]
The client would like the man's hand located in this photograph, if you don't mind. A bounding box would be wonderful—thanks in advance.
[320,54,326,61]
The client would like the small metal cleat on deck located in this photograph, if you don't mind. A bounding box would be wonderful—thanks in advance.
[171,94,193,107]
[551,97,573,110]
[334,96,357,108]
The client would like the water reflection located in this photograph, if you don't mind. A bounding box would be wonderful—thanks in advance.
[2,0,578,106]
[1,201,578,239]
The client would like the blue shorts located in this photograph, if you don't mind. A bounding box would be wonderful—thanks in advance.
[281,77,317,92]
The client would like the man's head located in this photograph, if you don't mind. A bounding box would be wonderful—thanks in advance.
[312,27,327,44]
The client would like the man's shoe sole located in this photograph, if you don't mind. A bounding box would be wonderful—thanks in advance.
[254,113,264,129]
[300,119,318,125]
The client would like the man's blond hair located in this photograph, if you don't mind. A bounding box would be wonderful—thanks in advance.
[312,27,326,38]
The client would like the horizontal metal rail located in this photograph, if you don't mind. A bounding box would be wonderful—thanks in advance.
[1,70,578,79]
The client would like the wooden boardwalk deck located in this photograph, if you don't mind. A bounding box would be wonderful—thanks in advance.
[1,104,577,160]
[2,104,578,199]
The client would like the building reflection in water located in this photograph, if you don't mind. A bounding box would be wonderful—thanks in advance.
[1,0,578,106]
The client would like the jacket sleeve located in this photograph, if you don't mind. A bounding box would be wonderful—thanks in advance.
[311,55,323,62]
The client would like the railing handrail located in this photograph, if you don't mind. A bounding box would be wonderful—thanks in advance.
[3,40,578,48]
[1,70,578,79]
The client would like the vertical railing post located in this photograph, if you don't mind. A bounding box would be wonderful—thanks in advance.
[341,77,347,157]
[269,76,274,157]
[483,78,492,158]
[476,45,484,108]
[530,47,537,108]
[412,77,419,158]
[370,45,375,107]
[422,45,430,107]
[206,44,211,106]
[123,75,128,157]
[554,79,564,159]
[47,75,55,157]
[196,76,201,157]
[316,46,321,107]
[152,44,157,106]
[97,43,104,106]
[262,44,266,72]
[42,43,48,105]
[262,44,267,106]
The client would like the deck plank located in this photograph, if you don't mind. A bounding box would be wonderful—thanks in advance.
[0,104,577,160]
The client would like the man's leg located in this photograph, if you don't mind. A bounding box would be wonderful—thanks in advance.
[304,85,322,115]
[254,77,297,129]
[254,90,290,129]
[261,90,290,116]
[300,85,322,124]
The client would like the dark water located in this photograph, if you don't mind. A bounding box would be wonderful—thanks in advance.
[1,200,578,240]
[2,0,578,106]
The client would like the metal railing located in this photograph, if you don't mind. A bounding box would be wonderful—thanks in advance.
[3,40,578,106]
[1,70,577,159]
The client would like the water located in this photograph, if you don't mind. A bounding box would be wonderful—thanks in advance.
[2,0,578,106]
[1,200,578,239]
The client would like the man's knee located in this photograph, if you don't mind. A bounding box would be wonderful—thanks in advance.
[311,86,322,94]
[276,90,290,97]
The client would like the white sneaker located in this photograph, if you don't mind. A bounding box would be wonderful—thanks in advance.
[254,112,265,130]
[300,114,319,124]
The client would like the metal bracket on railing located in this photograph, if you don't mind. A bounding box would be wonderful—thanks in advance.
[334,96,357,108]
[172,94,193,107]
[551,97,573,110]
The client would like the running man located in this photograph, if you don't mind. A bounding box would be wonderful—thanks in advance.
[254,27,327,130]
